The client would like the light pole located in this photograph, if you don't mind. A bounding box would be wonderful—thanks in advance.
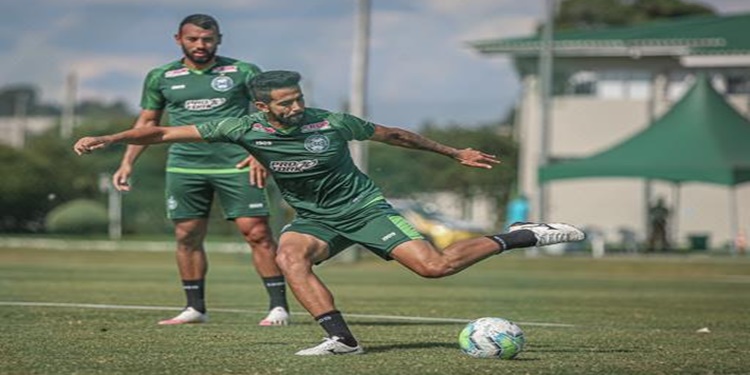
[537,0,555,223]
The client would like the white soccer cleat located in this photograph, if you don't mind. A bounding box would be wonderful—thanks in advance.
[157,307,208,325]
[294,336,364,356]
[509,222,586,246]
[258,306,290,326]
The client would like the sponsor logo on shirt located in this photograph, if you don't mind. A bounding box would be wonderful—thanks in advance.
[170,84,186,90]
[212,65,239,74]
[165,68,190,78]
[211,75,234,92]
[381,232,396,241]
[304,134,330,153]
[184,98,226,111]
[300,120,331,133]
[251,123,277,134]
[351,192,366,204]
[255,140,273,146]
[270,159,318,173]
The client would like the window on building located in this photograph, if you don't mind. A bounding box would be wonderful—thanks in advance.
[564,70,652,99]
[725,75,750,94]
[566,71,597,96]
[599,70,652,100]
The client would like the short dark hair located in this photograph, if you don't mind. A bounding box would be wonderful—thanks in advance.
[250,70,302,103]
[179,14,220,33]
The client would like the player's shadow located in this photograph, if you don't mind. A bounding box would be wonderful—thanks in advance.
[365,343,542,361]
[350,321,459,327]
[528,344,635,354]
[364,342,456,353]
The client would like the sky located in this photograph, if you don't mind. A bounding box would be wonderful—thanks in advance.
[1,0,749,128]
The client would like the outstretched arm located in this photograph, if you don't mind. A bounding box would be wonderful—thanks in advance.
[369,124,500,169]
[73,125,203,155]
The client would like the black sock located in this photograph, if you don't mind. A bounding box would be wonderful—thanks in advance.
[486,230,537,252]
[262,275,288,311]
[182,279,206,313]
[315,310,357,347]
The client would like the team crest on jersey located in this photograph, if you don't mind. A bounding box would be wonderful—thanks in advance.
[304,134,330,153]
[211,65,239,74]
[167,196,178,210]
[270,159,318,173]
[211,75,234,92]
[165,68,189,78]
[301,120,331,133]
[251,123,277,134]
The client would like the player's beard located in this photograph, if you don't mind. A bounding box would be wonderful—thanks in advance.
[182,45,216,65]
[278,112,305,127]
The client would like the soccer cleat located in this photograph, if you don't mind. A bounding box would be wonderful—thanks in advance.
[508,222,586,246]
[258,306,290,326]
[294,336,364,356]
[157,307,208,325]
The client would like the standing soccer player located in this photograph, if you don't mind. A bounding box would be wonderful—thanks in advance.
[74,70,585,354]
[112,15,289,326]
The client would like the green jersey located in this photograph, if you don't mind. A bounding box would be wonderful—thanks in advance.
[141,56,262,170]
[196,108,383,221]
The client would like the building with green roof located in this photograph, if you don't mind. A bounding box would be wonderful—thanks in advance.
[471,12,750,251]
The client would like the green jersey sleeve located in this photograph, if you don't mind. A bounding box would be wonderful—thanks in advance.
[334,112,376,141]
[140,68,166,110]
[195,117,248,144]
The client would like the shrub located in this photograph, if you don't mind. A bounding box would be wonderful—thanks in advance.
[46,199,108,234]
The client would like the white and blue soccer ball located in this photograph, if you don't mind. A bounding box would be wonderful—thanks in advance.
[458,317,526,359]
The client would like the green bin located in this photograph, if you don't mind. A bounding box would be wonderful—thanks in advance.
[688,234,709,250]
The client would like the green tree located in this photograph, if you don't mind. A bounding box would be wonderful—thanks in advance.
[368,124,517,227]
[553,0,715,30]
[72,117,173,235]
[0,144,56,231]
[0,85,59,116]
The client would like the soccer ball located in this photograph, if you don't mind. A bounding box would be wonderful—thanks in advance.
[458,317,526,359]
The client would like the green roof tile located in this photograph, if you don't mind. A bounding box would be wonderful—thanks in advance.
[471,12,750,56]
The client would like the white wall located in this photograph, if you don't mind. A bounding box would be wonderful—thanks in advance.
[516,65,750,249]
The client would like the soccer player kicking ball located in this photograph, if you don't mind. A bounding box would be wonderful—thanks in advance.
[74,70,585,356]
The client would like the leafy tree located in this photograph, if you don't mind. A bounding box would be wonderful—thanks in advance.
[0,85,59,116]
[552,0,715,30]
[72,117,173,235]
[0,133,101,232]
[368,124,518,226]
[77,100,133,118]
[0,144,56,231]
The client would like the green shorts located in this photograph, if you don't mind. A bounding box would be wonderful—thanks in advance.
[281,202,424,262]
[165,170,269,220]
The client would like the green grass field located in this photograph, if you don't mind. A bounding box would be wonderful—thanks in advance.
[2,246,749,374]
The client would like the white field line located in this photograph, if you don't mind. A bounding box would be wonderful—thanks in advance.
[0,301,574,328]
[0,238,246,253]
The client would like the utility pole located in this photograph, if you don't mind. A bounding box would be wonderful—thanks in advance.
[341,0,371,263]
[61,72,77,138]
[349,0,371,171]
[99,173,122,240]
[537,0,555,222]
[13,91,30,148]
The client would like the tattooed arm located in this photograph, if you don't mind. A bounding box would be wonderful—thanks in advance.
[369,124,500,169]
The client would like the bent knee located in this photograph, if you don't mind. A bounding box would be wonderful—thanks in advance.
[275,248,310,272]
[238,220,274,245]
[412,261,454,278]
[247,225,274,247]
